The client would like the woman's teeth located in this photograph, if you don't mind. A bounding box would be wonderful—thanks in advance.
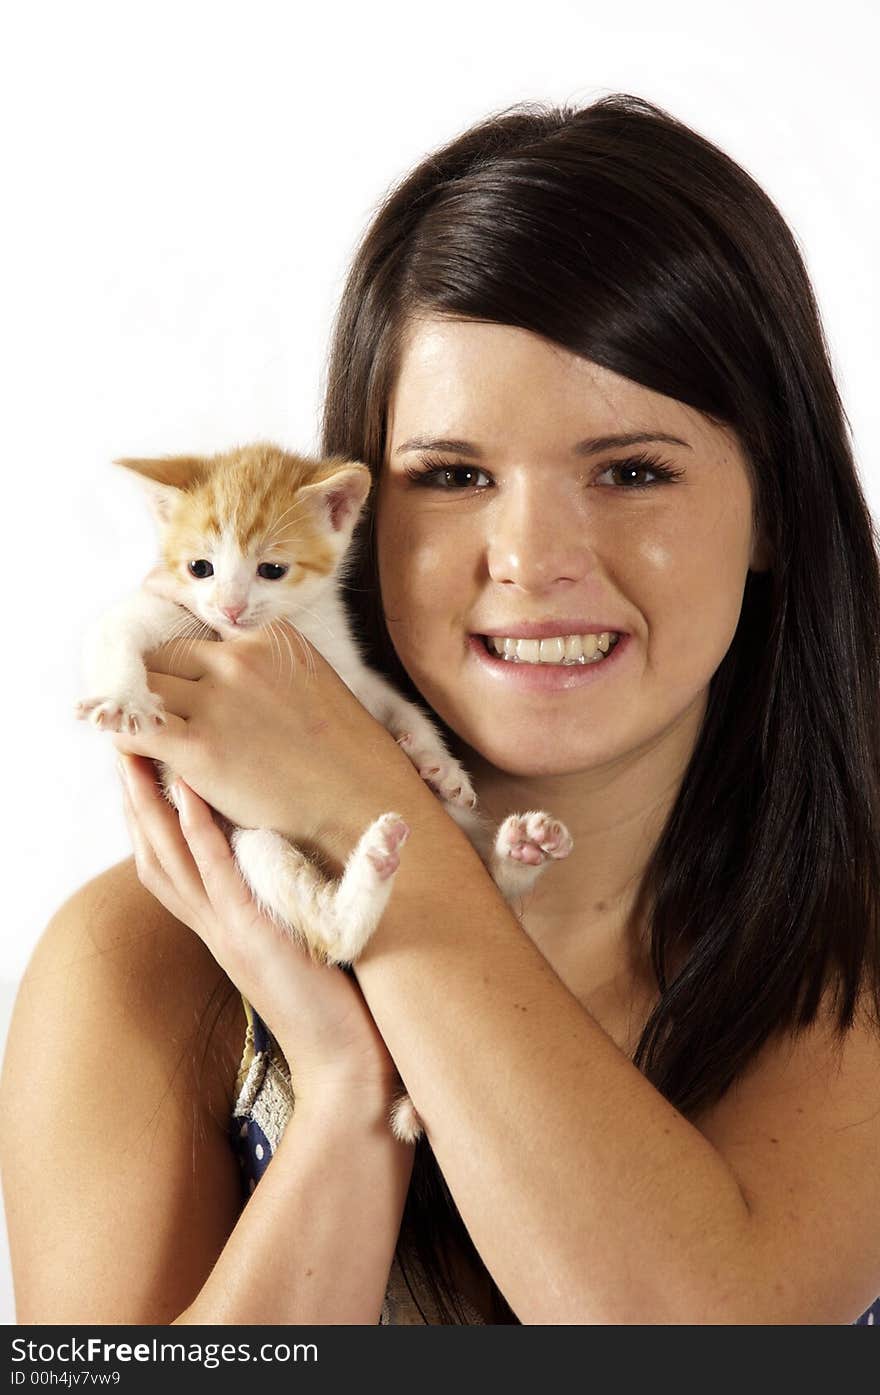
[485,632,620,665]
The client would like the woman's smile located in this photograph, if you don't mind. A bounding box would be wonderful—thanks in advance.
[465,629,631,692]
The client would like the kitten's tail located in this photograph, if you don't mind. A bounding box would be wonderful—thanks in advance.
[389,1091,423,1144]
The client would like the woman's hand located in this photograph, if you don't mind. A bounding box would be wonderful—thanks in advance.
[110,623,436,870]
[116,751,402,1106]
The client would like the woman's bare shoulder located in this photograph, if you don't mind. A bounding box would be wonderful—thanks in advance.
[0,857,247,1322]
[21,856,245,1107]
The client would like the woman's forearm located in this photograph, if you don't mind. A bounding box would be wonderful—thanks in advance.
[175,1089,413,1325]
[351,807,753,1325]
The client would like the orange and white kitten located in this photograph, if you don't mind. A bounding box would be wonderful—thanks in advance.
[77,443,572,1141]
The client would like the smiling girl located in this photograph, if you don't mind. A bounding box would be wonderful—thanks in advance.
[3,93,879,1325]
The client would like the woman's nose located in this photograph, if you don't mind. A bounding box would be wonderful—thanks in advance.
[486,485,595,592]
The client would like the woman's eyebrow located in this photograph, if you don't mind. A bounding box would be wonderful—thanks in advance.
[394,431,692,457]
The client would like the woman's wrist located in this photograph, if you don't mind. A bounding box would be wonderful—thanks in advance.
[279,757,450,874]
[286,1073,412,1143]
[283,1055,410,1131]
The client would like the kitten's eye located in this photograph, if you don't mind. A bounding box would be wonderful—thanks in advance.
[188,559,214,579]
[257,563,289,581]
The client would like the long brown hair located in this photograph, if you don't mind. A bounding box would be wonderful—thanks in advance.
[318,93,880,1322]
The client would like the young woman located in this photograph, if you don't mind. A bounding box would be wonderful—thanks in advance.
[3,93,879,1325]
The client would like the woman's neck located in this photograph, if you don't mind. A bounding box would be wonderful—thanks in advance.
[454,699,704,991]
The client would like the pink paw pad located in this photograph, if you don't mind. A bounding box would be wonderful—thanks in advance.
[365,816,410,881]
[498,812,574,865]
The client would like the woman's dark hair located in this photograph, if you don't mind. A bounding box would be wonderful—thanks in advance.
[317,92,880,1323]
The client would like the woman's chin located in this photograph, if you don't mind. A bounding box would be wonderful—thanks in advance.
[459,734,619,781]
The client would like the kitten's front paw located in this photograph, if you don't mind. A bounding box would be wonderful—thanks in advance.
[396,733,478,809]
[75,690,167,735]
[495,811,574,866]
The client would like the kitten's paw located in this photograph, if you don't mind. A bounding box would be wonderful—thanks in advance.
[396,734,478,810]
[363,814,410,882]
[495,811,574,866]
[75,691,167,735]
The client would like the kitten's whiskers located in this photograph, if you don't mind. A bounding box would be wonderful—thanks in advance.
[266,618,283,684]
[294,626,316,683]
[164,611,212,673]
[286,601,338,644]
[271,619,296,690]
[281,621,316,683]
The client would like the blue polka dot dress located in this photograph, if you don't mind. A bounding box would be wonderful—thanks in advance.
[228,996,880,1325]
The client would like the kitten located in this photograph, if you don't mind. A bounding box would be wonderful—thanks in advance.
[76,442,573,1142]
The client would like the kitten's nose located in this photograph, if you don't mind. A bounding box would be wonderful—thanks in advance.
[221,604,246,623]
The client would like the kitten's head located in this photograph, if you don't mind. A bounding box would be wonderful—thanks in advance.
[115,442,372,636]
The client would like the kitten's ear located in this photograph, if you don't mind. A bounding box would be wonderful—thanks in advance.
[114,454,209,523]
[297,461,373,537]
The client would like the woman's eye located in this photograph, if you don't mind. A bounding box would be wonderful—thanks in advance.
[406,463,492,489]
[188,559,214,578]
[257,563,289,580]
[598,457,683,489]
[602,464,655,487]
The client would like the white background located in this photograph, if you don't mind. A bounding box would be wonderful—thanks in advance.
[0,0,877,1322]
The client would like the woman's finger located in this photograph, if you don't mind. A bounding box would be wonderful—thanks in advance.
[139,671,200,719]
[173,780,285,988]
[118,774,195,929]
[109,710,188,760]
[118,754,212,926]
[174,780,259,923]
[145,636,215,680]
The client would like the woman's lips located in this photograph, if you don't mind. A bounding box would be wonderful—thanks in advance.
[466,632,631,692]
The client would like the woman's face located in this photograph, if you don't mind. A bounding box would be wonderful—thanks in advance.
[376,316,768,777]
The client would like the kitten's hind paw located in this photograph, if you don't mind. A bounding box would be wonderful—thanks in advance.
[495,811,574,866]
[75,691,167,735]
[363,814,410,881]
[325,813,412,962]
